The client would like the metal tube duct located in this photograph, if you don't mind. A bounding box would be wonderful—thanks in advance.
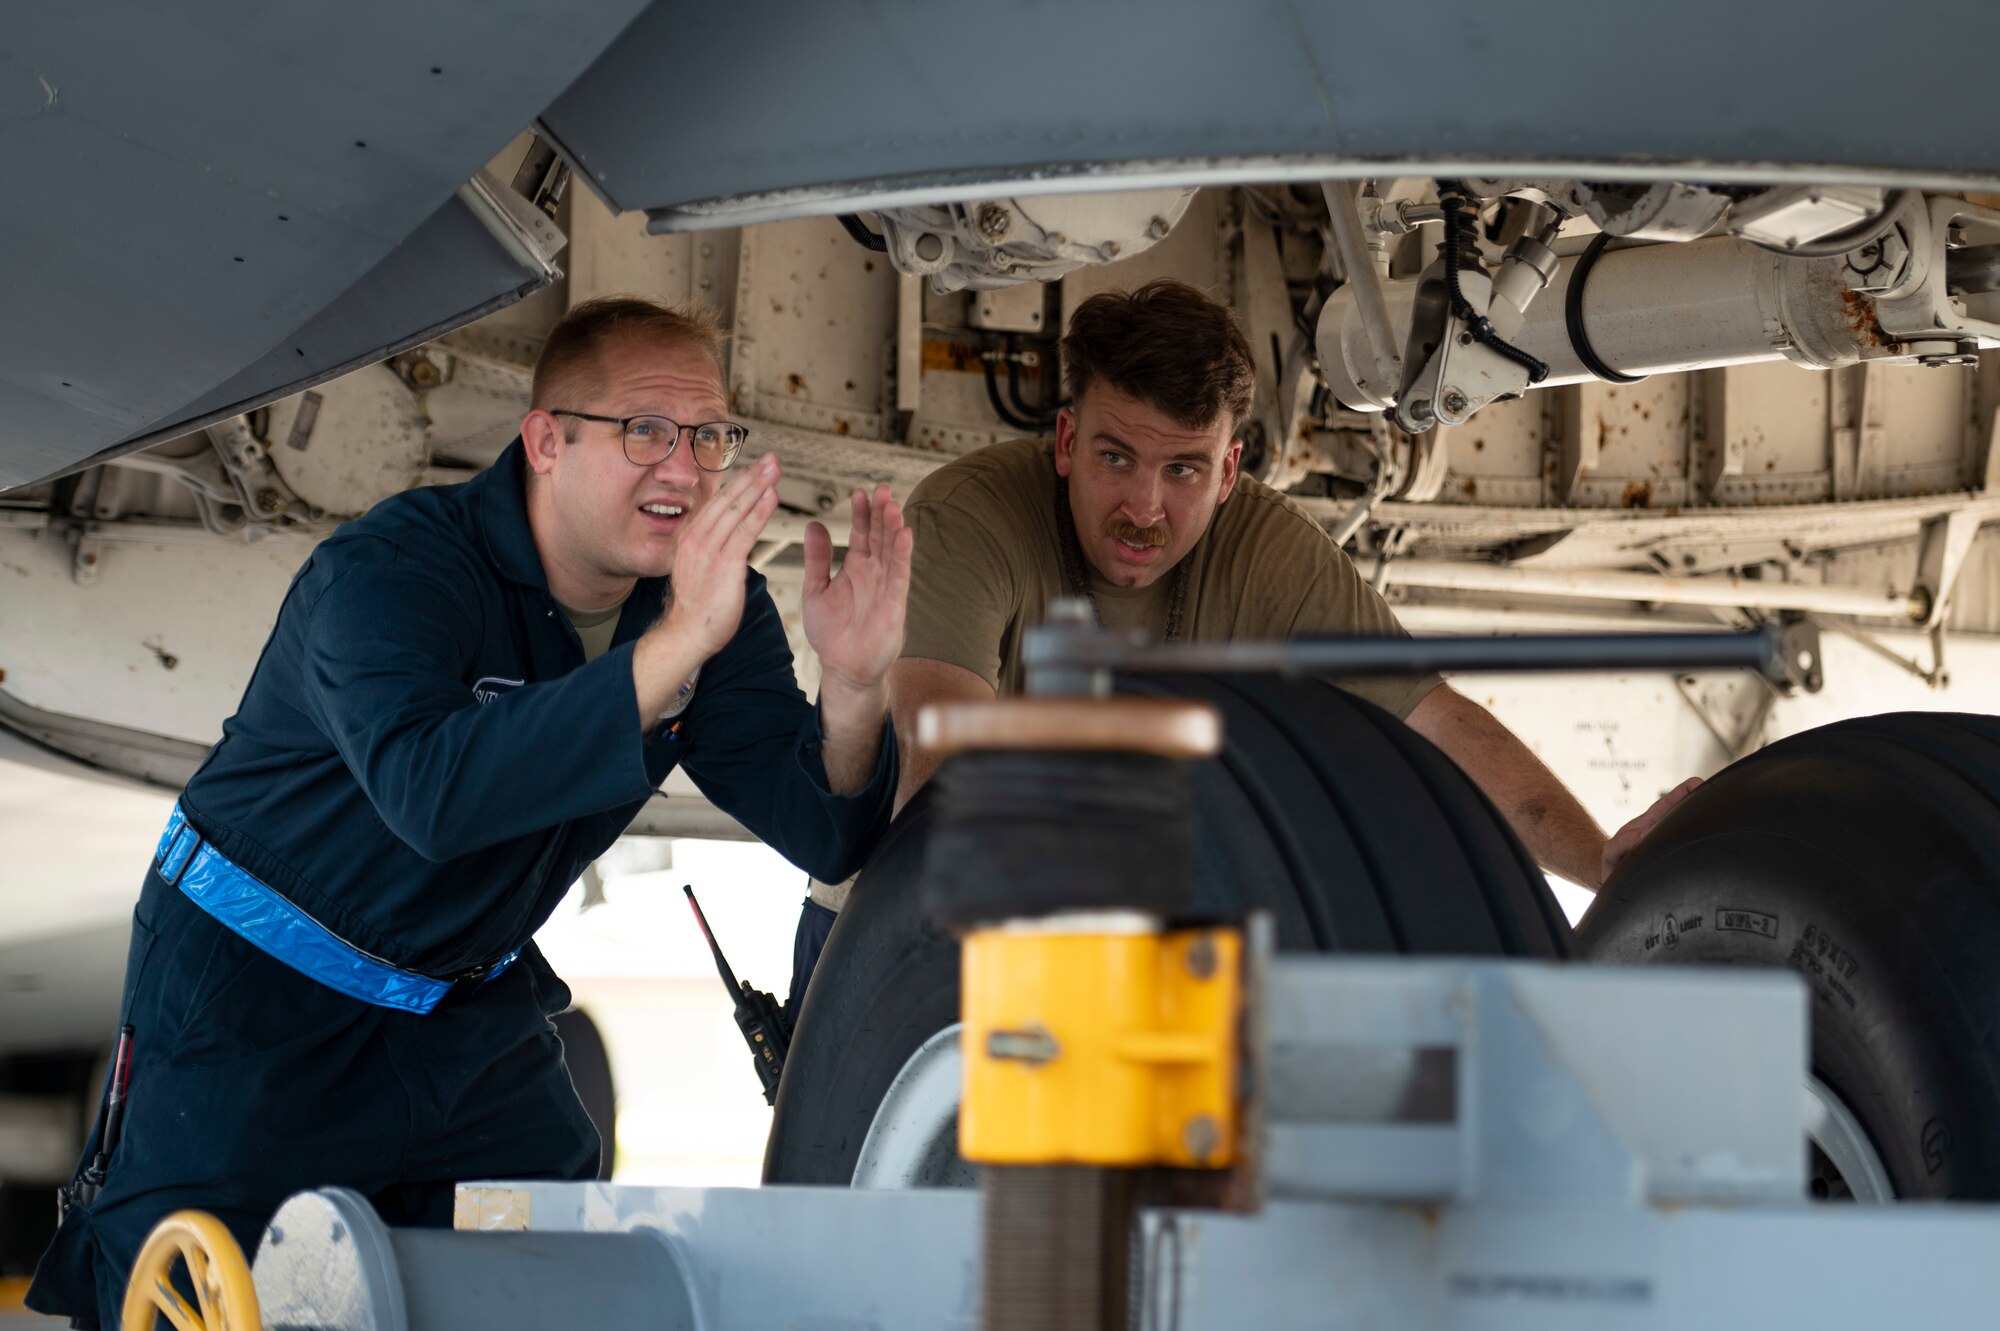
[1368,559,1921,620]
[253,1188,700,1331]
[1321,236,1865,409]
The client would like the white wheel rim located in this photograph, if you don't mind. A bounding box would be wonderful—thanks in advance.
[851,1024,977,1190]
[1802,1074,1895,1203]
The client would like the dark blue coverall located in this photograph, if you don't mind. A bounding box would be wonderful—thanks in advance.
[27,440,897,1328]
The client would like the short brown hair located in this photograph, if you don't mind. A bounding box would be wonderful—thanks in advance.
[1060,279,1255,431]
[532,295,727,429]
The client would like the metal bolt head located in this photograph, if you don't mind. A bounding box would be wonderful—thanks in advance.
[975,203,1010,241]
[1147,216,1170,240]
[1185,934,1218,980]
[1183,1115,1220,1162]
[987,1026,1061,1065]
[408,358,441,388]
[914,232,946,263]
[1440,389,1470,416]
[257,488,283,513]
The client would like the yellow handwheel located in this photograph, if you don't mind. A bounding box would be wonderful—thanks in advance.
[121,1209,260,1331]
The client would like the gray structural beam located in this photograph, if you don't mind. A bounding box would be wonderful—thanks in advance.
[541,0,2000,229]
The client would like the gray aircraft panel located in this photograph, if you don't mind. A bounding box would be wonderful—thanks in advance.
[39,193,552,486]
[0,0,651,487]
[542,0,2000,224]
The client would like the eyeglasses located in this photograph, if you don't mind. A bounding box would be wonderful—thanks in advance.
[549,410,750,472]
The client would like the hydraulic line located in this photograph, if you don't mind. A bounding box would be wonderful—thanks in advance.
[1564,232,1647,384]
[1003,339,1064,427]
[837,213,889,252]
[1440,195,1550,385]
[983,348,1053,433]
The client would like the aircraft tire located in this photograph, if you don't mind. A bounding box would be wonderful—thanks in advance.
[763,673,1570,1186]
[1576,712,2000,1200]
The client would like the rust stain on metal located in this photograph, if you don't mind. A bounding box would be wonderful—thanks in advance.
[786,373,807,395]
[1621,481,1653,509]
[1460,476,1478,498]
[1839,289,1887,349]
[835,418,852,436]
[864,259,875,272]
[1472,438,1485,452]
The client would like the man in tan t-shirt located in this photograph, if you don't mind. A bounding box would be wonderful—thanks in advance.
[898,432,1434,718]
[788,279,1693,1001]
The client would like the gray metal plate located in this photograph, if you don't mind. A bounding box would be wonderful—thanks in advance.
[53,193,551,483]
[544,0,2000,225]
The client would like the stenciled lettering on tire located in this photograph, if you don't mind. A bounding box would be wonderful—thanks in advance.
[1642,912,1704,952]
[1788,921,1863,1011]
[1714,908,1778,939]
[1923,1115,1953,1175]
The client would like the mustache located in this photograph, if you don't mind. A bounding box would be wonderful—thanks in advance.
[1104,518,1168,547]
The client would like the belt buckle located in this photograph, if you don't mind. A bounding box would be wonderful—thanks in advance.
[437,962,494,1008]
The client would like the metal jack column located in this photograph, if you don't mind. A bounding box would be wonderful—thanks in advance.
[917,634,1238,1331]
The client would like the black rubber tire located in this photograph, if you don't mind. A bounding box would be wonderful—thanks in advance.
[764,675,1570,1185]
[552,1006,617,1181]
[1575,712,2000,1200]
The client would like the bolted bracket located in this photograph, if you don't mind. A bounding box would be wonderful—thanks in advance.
[960,923,1243,1170]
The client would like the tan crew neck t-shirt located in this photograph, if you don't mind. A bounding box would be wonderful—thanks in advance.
[557,596,627,663]
[900,437,1441,718]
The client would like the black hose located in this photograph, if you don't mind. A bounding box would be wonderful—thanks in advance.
[1564,232,1646,385]
[837,214,889,252]
[983,352,1050,433]
[1004,349,1062,427]
[1439,197,1550,385]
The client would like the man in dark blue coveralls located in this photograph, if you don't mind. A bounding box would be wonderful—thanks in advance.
[28,296,911,1328]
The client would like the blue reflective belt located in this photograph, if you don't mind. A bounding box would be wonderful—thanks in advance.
[154,803,518,1015]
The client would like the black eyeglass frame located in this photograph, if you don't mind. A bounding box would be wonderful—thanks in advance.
[548,409,751,472]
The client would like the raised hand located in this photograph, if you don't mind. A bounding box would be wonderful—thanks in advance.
[802,484,914,697]
[631,454,781,725]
